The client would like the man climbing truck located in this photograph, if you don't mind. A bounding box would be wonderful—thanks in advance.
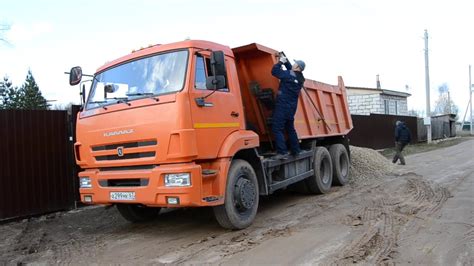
[69,40,353,229]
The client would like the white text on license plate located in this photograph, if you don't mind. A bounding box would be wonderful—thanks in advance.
[110,192,136,201]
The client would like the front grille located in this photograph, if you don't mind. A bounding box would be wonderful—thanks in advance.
[95,152,156,161]
[99,178,149,187]
[92,140,157,151]
[99,165,156,171]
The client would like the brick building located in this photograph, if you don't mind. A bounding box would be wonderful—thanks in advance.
[346,86,411,116]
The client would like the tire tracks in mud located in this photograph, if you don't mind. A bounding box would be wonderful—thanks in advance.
[154,181,406,264]
[447,227,474,265]
[3,220,49,263]
[0,207,124,264]
[333,173,452,265]
[0,172,457,264]
[154,176,430,264]
[153,188,354,264]
[154,224,297,264]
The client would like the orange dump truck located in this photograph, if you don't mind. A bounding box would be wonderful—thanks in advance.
[69,40,353,229]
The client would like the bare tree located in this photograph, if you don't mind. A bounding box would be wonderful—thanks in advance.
[434,83,458,117]
[0,23,11,45]
[52,102,75,111]
[408,109,422,117]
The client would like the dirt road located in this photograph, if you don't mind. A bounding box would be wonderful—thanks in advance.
[1,139,473,265]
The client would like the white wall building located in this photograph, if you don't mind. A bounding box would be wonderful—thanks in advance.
[346,86,411,116]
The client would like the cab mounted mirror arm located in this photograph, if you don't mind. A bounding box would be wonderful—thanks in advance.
[65,66,96,106]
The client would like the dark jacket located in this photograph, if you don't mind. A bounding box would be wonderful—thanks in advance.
[395,123,411,144]
[271,61,305,110]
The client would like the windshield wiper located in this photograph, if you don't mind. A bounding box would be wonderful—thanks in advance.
[126,92,160,102]
[89,100,108,104]
[126,92,154,96]
[87,100,111,110]
[110,97,131,106]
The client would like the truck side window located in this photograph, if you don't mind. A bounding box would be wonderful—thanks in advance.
[194,55,229,92]
[195,55,207,90]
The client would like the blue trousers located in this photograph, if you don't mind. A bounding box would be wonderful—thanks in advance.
[272,103,300,155]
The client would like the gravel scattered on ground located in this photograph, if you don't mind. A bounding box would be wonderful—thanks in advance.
[349,146,394,184]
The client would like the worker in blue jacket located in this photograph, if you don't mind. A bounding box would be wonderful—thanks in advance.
[271,52,306,160]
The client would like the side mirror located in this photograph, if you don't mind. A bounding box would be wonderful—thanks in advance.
[104,84,118,93]
[69,66,83,86]
[205,51,227,90]
[103,84,118,99]
[206,75,226,90]
[210,51,226,76]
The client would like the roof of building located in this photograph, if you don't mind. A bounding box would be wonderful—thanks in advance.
[431,113,457,121]
[346,86,411,98]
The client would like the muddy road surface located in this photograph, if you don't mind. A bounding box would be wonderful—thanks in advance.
[1,139,473,264]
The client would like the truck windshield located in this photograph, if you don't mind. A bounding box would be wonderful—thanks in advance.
[86,50,188,110]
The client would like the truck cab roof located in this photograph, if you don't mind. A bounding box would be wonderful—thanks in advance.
[96,40,234,73]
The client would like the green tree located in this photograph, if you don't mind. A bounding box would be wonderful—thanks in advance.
[0,76,9,106]
[0,75,23,109]
[18,70,48,110]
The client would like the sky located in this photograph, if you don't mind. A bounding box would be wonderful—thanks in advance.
[0,0,473,119]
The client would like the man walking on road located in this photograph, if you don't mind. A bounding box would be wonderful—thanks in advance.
[392,120,411,165]
[271,52,306,160]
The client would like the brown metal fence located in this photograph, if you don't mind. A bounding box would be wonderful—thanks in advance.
[348,114,418,150]
[0,109,76,221]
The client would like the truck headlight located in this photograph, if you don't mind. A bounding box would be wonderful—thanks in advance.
[80,177,92,188]
[165,173,191,187]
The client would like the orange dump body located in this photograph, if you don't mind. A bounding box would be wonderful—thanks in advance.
[233,43,353,142]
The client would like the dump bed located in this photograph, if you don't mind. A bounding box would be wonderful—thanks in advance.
[232,43,353,143]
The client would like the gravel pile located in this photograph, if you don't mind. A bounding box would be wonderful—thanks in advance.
[349,146,394,184]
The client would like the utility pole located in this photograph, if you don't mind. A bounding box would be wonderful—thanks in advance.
[424,29,432,143]
[470,65,473,135]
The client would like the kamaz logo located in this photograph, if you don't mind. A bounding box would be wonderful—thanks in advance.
[103,129,134,137]
[117,146,124,157]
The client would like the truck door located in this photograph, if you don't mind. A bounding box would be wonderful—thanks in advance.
[189,53,243,159]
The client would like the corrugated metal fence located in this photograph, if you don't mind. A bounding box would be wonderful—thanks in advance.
[348,113,418,149]
[0,109,76,221]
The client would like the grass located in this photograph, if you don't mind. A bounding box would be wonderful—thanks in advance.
[380,136,473,159]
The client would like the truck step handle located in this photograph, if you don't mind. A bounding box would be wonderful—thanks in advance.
[202,169,218,178]
[231,111,239,117]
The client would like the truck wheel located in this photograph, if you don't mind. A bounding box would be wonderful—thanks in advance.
[306,146,333,194]
[116,204,160,223]
[213,159,259,229]
[329,144,350,186]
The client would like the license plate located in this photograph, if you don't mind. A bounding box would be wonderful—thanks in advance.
[110,192,136,201]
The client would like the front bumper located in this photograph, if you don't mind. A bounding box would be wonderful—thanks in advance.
[78,162,221,207]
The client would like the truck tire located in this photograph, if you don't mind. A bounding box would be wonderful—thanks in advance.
[306,146,333,194]
[116,204,160,223]
[329,144,350,186]
[213,159,259,229]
